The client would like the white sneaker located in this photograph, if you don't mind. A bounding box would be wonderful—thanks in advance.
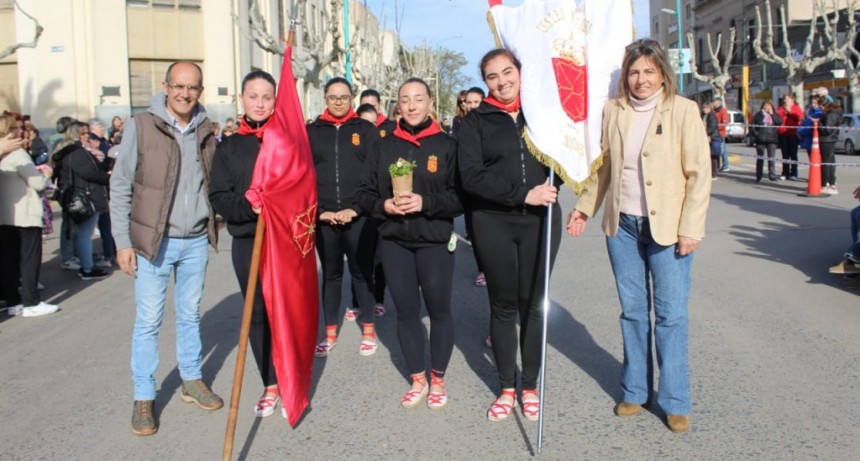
[6,304,23,316]
[21,302,59,317]
[829,185,839,195]
[61,260,81,271]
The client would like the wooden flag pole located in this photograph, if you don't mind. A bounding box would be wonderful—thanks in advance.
[222,217,266,461]
[222,22,296,461]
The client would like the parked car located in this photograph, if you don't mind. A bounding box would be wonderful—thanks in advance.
[725,110,747,143]
[836,113,860,155]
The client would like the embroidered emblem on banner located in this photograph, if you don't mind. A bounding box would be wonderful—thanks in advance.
[552,36,588,123]
[427,155,438,173]
[352,133,360,146]
[292,203,317,257]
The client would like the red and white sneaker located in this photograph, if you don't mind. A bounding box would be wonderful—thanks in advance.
[487,390,517,422]
[254,391,280,417]
[373,304,386,317]
[344,308,359,321]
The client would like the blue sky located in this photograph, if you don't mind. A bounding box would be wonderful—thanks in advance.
[361,0,651,87]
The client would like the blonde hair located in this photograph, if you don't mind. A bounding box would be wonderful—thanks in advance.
[0,114,18,137]
[618,39,677,102]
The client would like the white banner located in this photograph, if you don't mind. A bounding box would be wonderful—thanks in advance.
[490,0,633,192]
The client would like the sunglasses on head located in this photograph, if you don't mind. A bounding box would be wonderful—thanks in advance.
[625,38,661,52]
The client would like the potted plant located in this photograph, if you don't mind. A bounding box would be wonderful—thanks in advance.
[388,157,417,200]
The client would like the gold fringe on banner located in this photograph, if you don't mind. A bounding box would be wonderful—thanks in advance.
[522,127,603,196]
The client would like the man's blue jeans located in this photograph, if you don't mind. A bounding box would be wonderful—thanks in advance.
[720,137,729,170]
[131,235,209,401]
[606,213,693,415]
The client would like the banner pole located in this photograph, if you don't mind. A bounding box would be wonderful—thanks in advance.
[536,163,555,454]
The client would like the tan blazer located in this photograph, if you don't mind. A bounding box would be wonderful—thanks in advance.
[575,94,711,245]
[0,148,51,228]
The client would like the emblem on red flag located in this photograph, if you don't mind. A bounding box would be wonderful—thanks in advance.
[291,203,318,257]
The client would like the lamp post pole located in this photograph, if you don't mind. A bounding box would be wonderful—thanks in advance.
[344,0,351,84]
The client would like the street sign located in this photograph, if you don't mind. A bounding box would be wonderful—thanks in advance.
[668,48,692,74]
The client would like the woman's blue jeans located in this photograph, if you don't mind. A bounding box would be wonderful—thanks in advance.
[606,213,693,415]
[72,212,100,272]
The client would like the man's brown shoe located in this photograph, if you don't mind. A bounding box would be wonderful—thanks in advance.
[829,260,860,274]
[614,402,642,417]
[131,400,157,436]
[180,379,224,411]
[667,414,690,433]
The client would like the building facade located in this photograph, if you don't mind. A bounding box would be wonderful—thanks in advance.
[0,0,398,130]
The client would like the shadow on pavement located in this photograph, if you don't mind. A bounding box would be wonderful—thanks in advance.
[713,192,850,287]
[548,300,622,402]
[154,293,242,420]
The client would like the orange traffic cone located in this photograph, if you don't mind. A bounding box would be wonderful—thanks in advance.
[801,120,829,197]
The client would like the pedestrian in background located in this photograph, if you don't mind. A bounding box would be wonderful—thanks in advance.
[568,38,711,433]
[751,100,783,182]
[776,93,803,180]
[817,99,842,195]
[0,114,58,317]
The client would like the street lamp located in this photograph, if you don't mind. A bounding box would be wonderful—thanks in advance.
[662,0,684,93]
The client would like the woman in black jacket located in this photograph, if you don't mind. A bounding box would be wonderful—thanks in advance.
[308,77,380,357]
[356,78,461,410]
[209,70,283,418]
[458,49,561,422]
[750,100,783,182]
[817,99,842,194]
[52,122,110,280]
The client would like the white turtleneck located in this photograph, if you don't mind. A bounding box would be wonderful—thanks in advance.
[620,88,662,217]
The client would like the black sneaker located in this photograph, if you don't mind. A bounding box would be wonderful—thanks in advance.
[79,268,109,280]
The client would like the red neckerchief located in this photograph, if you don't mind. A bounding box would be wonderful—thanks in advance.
[393,118,442,147]
[375,113,388,127]
[236,116,272,140]
[483,95,521,113]
[318,108,358,126]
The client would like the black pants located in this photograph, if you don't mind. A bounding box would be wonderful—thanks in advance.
[351,229,386,305]
[0,226,42,307]
[820,141,837,186]
[316,217,376,326]
[232,236,276,386]
[779,135,800,178]
[464,210,483,271]
[380,240,455,376]
[755,142,778,180]
[472,208,561,389]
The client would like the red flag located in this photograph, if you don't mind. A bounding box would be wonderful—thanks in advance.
[245,45,319,427]
[488,0,503,6]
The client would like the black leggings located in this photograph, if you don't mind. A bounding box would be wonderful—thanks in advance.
[380,240,455,377]
[316,217,376,326]
[0,226,42,307]
[819,141,837,186]
[472,208,561,389]
[232,237,277,387]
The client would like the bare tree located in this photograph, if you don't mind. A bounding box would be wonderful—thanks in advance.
[235,0,348,92]
[0,1,44,60]
[821,0,860,112]
[686,28,736,99]
[753,0,850,107]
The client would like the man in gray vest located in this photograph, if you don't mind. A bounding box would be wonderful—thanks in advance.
[111,61,221,436]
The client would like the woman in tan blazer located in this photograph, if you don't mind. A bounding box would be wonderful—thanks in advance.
[567,39,711,433]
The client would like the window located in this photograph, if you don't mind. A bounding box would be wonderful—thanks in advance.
[685,3,692,20]
[126,0,200,9]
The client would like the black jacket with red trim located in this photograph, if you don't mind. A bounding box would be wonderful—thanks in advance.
[457,101,560,216]
[307,116,380,214]
[355,118,462,247]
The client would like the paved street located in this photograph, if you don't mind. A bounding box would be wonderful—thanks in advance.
[1,145,858,461]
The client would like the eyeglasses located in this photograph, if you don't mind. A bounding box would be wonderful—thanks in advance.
[326,95,352,103]
[166,83,204,95]
[458,100,466,104]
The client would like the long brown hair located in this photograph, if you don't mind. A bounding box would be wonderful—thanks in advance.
[618,39,677,101]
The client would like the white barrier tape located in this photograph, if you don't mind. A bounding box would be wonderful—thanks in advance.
[728,150,860,167]
[739,123,860,132]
